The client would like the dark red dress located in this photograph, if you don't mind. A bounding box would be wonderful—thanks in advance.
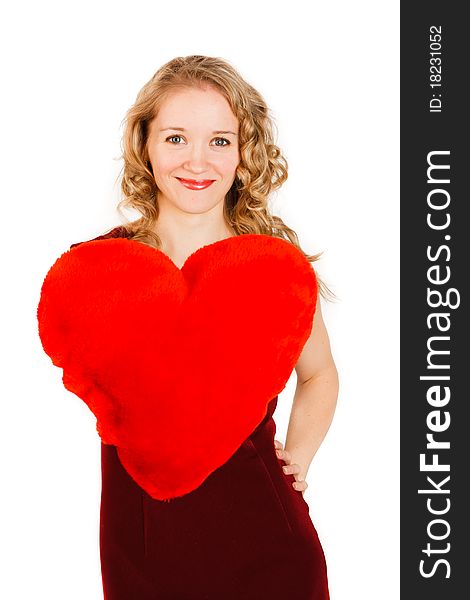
[72,227,330,600]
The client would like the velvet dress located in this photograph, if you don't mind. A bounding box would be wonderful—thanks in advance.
[43,226,330,599]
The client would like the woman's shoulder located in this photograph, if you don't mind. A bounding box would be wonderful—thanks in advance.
[69,225,129,250]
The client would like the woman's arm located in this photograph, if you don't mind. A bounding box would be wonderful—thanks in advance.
[275,294,339,490]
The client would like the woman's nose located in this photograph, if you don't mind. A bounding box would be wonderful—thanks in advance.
[183,142,211,171]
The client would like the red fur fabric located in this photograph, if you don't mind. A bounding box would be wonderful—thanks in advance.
[37,234,318,501]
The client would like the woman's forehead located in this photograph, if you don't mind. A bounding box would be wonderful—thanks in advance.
[152,86,238,129]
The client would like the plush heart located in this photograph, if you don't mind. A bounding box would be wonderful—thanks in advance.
[37,233,317,501]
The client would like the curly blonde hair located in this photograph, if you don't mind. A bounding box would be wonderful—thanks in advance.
[115,55,335,301]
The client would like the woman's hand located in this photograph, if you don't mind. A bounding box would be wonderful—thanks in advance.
[274,439,308,495]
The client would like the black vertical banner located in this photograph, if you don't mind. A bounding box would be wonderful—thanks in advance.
[401,4,468,599]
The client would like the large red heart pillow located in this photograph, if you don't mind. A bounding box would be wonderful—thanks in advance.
[37,233,318,501]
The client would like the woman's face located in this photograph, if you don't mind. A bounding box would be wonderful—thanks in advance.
[146,86,240,216]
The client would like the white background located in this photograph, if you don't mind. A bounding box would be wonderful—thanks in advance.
[0,1,399,598]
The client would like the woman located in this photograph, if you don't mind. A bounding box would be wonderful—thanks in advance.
[38,55,339,599]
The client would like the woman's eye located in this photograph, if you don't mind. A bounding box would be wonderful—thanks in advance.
[212,137,230,147]
[166,135,183,144]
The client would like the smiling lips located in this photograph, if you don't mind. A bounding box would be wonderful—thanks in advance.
[176,177,215,190]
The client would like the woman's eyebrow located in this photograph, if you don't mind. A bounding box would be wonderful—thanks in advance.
[159,127,238,136]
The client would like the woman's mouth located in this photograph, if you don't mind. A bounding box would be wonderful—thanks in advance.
[176,177,215,190]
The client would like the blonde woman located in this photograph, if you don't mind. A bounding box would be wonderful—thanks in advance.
[37,55,339,599]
